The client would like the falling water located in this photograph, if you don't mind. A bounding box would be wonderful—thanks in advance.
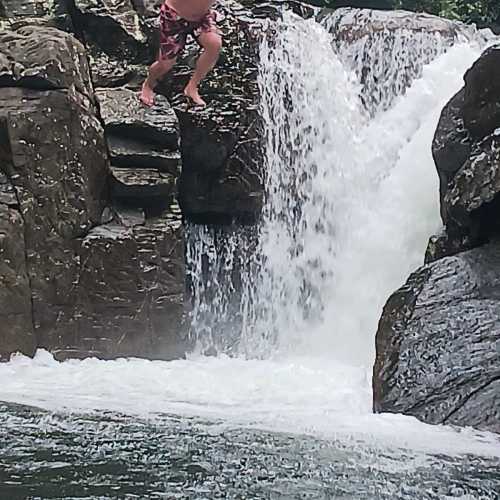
[187,11,484,364]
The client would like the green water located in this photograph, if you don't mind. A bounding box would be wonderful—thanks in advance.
[1,402,499,499]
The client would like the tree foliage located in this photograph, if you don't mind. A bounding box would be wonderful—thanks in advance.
[393,0,500,26]
[304,0,500,27]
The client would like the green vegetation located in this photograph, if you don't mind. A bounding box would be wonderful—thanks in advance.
[303,1,500,27]
[393,0,500,26]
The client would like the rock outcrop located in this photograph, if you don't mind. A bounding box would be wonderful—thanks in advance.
[374,43,500,433]
[374,243,500,433]
[0,4,186,361]
[0,0,285,361]
[156,0,266,223]
[429,43,500,262]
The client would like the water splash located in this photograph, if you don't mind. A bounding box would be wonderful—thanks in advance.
[187,11,484,363]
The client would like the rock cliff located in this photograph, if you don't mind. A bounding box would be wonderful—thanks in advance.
[374,44,500,433]
[0,0,283,360]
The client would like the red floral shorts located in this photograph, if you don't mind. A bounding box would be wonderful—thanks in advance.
[158,2,218,60]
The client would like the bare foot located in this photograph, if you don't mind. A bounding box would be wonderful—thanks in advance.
[139,80,155,107]
[184,84,206,107]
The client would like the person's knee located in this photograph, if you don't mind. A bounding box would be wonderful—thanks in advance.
[204,34,222,54]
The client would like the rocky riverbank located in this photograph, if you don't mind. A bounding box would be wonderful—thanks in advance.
[0,0,270,361]
[373,44,500,433]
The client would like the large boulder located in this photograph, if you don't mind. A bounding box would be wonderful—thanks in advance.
[0,85,109,350]
[0,25,93,95]
[0,19,188,361]
[462,45,500,139]
[69,214,186,360]
[373,242,500,433]
[431,44,500,260]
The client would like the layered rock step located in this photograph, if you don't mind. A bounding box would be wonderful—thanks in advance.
[95,86,181,212]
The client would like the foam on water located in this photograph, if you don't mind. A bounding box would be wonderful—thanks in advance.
[1,12,498,460]
[1,350,499,458]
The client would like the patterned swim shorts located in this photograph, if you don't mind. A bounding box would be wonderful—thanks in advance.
[158,2,219,60]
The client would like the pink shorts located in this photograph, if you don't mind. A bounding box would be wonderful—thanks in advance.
[158,2,218,60]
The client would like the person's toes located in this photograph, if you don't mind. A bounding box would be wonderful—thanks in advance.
[139,93,151,106]
[139,84,154,107]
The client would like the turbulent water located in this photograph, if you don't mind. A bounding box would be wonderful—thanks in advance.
[2,10,500,500]
[187,12,482,365]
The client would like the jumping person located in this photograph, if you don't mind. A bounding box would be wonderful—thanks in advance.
[140,0,222,107]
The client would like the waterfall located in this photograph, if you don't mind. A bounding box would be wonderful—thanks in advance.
[3,12,500,460]
[186,10,484,363]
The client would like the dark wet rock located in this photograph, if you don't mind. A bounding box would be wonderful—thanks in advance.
[424,229,475,264]
[0,172,17,206]
[110,167,176,207]
[373,242,500,433]
[0,0,73,30]
[96,87,179,149]
[433,44,500,256]
[87,46,140,88]
[0,86,109,351]
[175,103,263,222]
[431,88,471,211]
[72,0,151,63]
[463,44,500,140]
[0,203,36,361]
[107,135,181,173]
[69,216,187,361]
[154,0,265,222]
[0,25,93,97]
[0,83,186,361]
[445,132,500,235]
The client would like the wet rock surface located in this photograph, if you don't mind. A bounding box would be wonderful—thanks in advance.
[376,42,500,433]
[0,25,93,95]
[96,88,179,149]
[374,242,500,433]
[154,0,266,222]
[432,43,500,256]
[110,167,176,207]
[0,3,187,361]
[0,204,35,361]
[71,216,186,361]
[0,86,109,352]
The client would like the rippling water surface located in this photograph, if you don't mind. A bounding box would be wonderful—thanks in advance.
[1,402,499,499]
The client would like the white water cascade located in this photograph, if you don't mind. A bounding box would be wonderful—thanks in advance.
[2,10,499,459]
[187,11,483,365]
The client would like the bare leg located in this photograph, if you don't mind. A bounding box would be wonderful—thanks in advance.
[184,32,222,107]
[140,55,176,106]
